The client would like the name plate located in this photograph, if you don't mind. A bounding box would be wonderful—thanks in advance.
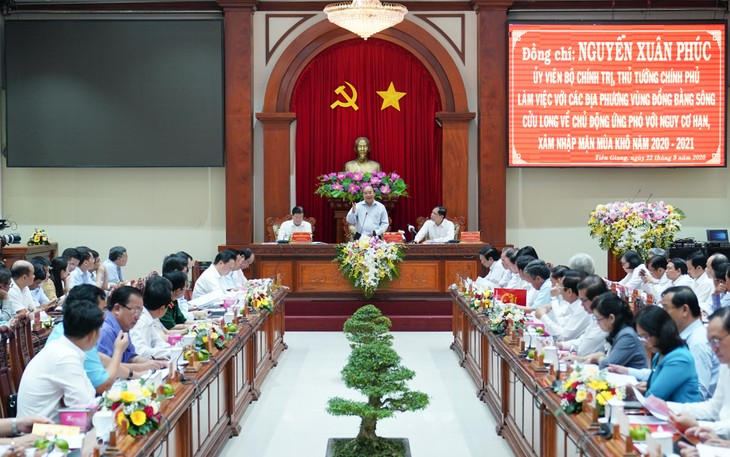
[290,232,312,243]
[382,232,404,244]
[460,231,481,243]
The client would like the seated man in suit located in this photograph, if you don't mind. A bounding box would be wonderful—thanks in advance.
[414,206,455,243]
[277,206,312,241]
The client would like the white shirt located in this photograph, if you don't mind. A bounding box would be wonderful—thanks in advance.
[619,264,650,290]
[222,269,247,291]
[277,219,313,241]
[505,272,524,289]
[670,365,730,439]
[561,316,609,356]
[30,286,50,308]
[539,298,591,341]
[692,273,715,315]
[672,275,694,288]
[103,259,124,284]
[414,219,455,243]
[17,335,95,423]
[641,273,672,301]
[192,265,227,299]
[8,278,36,313]
[130,308,172,360]
[475,259,509,289]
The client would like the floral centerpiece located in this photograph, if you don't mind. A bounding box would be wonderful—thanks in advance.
[100,379,174,437]
[588,201,685,258]
[553,365,624,415]
[463,283,494,312]
[334,237,405,298]
[241,278,277,312]
[488,304,526,336]
[315,170,408,204]
[27,228,50,246]
[186,321,226,350]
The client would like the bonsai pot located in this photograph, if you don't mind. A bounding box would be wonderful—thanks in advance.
[325,438,411,457]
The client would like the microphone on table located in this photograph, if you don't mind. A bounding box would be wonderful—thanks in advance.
[407,224,417,243]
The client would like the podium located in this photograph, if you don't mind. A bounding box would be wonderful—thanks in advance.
[327,197,398,243]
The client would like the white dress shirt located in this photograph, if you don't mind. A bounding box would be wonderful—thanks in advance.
[561,316,609,356]
[222,269,247,291]
[619,264,650,290]
[692,273,715,315]
[8,278,36,313]
[69,268,95,289]
[130,308,172,360]
[17,335,95,423]
[681,319,719,400]
[475,259,509,289]
[672,275,694,288]
[670,365,730,438]
[277,220,313,241]
[414,219,455,243]
[346,200,389,236]
[539,298,591,341]
[192,265,227,299]
[641,273,672,301]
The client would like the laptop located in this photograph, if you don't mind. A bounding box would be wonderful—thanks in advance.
[706,229,729,242]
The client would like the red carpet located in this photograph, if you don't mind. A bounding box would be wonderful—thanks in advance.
[285,299,452,331]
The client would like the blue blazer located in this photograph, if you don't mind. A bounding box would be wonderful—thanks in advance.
[646,346,702,403]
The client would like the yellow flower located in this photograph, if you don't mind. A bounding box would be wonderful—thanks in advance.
[141,388,151,398]
[202,336,208,343]
[575,390,587,403]
[130,410,147,426]
[120,391,137,403]
[596,391,614,406]
[117,411,127,426]
[210,332,219,341]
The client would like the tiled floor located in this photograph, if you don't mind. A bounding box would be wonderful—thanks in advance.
[219,332,514,457]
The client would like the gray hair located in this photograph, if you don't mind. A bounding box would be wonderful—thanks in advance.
[568,253,595,275]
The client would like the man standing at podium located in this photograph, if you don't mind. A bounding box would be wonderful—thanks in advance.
[346,184,389,240]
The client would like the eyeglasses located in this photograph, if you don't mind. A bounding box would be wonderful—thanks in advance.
[638,335,650,343]
[595,316,607,322]
[710,333,730,348]
[122,305,143,316]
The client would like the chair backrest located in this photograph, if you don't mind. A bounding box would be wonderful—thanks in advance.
[9,315,35,390]
[415,216,466,241]
[0,327,16,417]
[266,215,317,241]
[343,218,393,242]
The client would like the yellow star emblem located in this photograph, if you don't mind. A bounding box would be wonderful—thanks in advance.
[376,82,406,111]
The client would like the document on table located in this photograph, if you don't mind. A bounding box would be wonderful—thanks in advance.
[632,385,672,421]
[605,371,639,387]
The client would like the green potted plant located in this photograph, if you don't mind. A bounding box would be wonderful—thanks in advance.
[326,305,429,457]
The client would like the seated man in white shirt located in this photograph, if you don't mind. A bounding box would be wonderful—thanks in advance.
[29,261,52,310]
[130,276,173,360]
[558,275,610,356]
[535,270,590,341]
[192,250,238,299]
[17,297,102,422]
[516,255,538,306]
[7,260,36,314]
[640,255,672,301]
[688,250,715,316]
[667,258,694,287]
[68,247,96,290]
[223,248,254,290]
[277,206,313,241]
[475,245,509,288]
[414,206,455,243]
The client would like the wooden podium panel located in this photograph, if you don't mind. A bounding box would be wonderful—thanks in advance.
[259,261,293,287]
[297,262,352,292]
[444,261,478,292]
[387,261,439,292]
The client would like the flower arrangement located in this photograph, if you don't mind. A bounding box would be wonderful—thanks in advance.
[553,365,624,415]
[186,321,226,350]
[488,304,526,336]
[27,228,50,246]
[464,284,494,312]
[588,201,685,258]
[242,278,277,312]
[101,379,174,437]
[334,237,405,298]
[315,170,408,204]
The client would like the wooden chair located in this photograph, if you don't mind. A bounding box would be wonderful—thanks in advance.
[415,216,466,241]
[0,327,16,418]
[265,215,317,241]
[343,217,393,242]
[9,315,34,391]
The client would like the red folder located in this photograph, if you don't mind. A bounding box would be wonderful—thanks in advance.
[494,288,527,306]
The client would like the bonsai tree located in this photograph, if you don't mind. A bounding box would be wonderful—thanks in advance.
[326,305,429,457]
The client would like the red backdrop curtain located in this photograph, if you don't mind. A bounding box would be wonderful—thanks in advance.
[291,38,442,243]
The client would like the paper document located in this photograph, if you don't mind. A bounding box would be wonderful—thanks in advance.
[632,385,671,421]
[605,372,639,387]
[188,290,226,308]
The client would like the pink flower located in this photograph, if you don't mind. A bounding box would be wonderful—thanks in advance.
[370,177,381,185]
[348,184,360,194]
[390,173,400,180]
[328,173,338,180]
[352,172,363,182]
[377,171,387,178]
[332,183,343,191]
[380,184,391,195]
[337,173,347,180]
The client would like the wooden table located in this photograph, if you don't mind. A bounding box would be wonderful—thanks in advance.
[1,242,58,268]
[451,291,636,457]
[115,290,287,457]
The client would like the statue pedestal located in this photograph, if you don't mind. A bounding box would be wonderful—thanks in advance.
[327,197,398,244]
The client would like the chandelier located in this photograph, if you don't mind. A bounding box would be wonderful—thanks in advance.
[324,0,408,40]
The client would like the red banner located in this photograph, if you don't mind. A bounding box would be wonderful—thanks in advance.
[509,23,726,167]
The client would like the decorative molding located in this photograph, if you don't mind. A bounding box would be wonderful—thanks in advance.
[265,13,317,64]
[256,2,474,12]
[414,13,466,64]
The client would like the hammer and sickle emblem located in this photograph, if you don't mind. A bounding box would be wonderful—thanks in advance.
[330,81,359,111]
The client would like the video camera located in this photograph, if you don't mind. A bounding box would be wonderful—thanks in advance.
[0,219,21,247]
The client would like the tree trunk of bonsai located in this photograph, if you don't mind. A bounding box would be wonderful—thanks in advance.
[357,416,377,440]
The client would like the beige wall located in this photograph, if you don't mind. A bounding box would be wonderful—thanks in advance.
[1,164,226,279]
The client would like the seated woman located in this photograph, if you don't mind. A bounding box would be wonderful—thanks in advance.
[48,256,69,304]
[619,250,650,290]
[669,307,730,438]
[610,306,702,402]
[568,292,648,369]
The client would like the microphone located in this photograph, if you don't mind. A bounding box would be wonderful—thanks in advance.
[629,188,641,203]
[644,193,653,204]
[407,224,416,235]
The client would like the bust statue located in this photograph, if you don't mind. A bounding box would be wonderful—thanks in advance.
[344,137,381,174]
